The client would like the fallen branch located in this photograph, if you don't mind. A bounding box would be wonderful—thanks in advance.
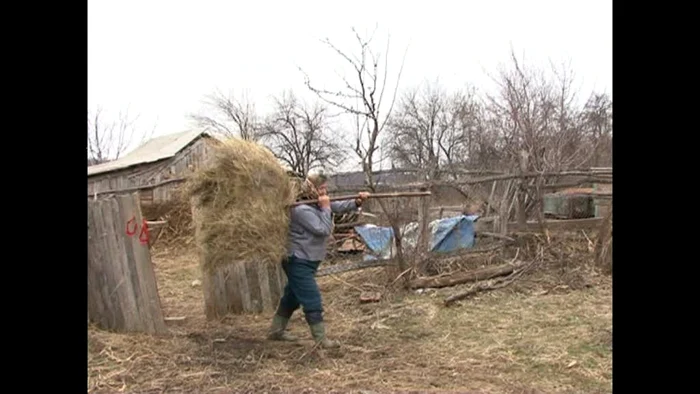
[408,260,527,289]
[444,259,538,306]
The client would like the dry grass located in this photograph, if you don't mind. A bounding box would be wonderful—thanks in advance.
[141,197,195,246]
[184,138,297,271]
[88,233,612,393]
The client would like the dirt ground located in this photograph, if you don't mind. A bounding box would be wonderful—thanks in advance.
[88,238,612,393]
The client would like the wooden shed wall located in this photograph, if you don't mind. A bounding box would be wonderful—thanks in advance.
[87,136,218,203]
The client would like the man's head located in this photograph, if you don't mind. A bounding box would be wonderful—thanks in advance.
[307,173,328,196]
[296,172,328,201]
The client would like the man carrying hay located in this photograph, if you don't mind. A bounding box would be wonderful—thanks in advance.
[267,173,369,348]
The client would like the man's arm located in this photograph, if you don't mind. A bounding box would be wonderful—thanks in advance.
[330,199,359,214]
[293,206,333,237]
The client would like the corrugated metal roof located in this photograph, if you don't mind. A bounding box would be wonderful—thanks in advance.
[88,129,210,176]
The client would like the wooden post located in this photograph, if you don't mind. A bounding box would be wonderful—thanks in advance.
[594,205,613,274]
[87,193,167,334]
[191,198,287,320]
[415,186,432,274]
[516,150,529,226]
[498,180,514,235]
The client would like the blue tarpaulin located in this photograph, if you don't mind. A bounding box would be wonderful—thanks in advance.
[354,214,480,261]
[353,225,395,261]
[428,214,479,252]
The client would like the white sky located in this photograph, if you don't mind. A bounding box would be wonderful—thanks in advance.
[88,0,612,170]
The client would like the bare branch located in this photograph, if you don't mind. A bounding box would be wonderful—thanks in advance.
[87,106,152,165]
[301,27,410,274]
[260,90,346,177]
[190,89,261,141]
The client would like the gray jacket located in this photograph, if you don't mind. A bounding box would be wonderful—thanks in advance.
[287,199,359,262]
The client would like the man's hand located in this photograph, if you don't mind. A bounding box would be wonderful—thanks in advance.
[318,195,331,209]
[355,191,370,207]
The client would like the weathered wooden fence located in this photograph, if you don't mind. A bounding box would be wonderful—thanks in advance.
[191,201,287,319]
[88,193,167,334]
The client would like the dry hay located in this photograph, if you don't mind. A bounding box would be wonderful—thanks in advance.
[140,196,194,246]
[184,138,297,271]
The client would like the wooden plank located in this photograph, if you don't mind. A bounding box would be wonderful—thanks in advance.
[225,264,244,314]
[117,194,167,334]
[217,267,232,316]
[204,264,231,319]
[200,268,216,319]
[256,261,272,312]
[277,258,287,293]
[267,261,283,310]
[87,194,167,334]
[245,261,263,313]
[98,200,126,330]
[87,204,104,326]
[101,197,140,331]
[114,196,147,332]
[235,260,252,312]
[88,200,123,330]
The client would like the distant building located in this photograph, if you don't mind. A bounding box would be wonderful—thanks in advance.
[87,130,221,203]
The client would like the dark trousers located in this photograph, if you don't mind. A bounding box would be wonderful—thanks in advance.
[276,255,324,324]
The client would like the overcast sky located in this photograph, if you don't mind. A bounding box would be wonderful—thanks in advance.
[88,0,612,169]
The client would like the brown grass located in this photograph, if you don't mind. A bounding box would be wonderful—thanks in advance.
[88,232,612,393]
[183,138,297,272]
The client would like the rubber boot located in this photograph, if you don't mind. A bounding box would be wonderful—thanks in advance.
[309,322,340,348]
[267,314,298,341]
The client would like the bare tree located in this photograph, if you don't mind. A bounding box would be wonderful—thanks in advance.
[579,92,612,167]
[260,90,346,177]
[484,50,591,173]
[301,27,407,188]
[87,106,152,165]
[481,48,606,225]
[302,27,410,274]
[190,89,260,140]
[387,81,483,179]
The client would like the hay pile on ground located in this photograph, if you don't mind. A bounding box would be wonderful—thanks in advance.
[184,138,297,271]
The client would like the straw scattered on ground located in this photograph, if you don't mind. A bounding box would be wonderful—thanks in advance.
[184,138,297,271]
[88,232,612,393]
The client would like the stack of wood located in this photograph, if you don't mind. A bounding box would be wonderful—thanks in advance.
[328,211,367,255]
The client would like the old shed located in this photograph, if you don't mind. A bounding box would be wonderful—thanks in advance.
[87,130,220,203]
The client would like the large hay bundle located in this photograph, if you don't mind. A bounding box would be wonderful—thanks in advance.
[185,138,297,272]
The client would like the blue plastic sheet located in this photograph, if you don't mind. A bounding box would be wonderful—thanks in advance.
[430,214,479,253]
[353,225,394,261]
[353,214,479,261]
